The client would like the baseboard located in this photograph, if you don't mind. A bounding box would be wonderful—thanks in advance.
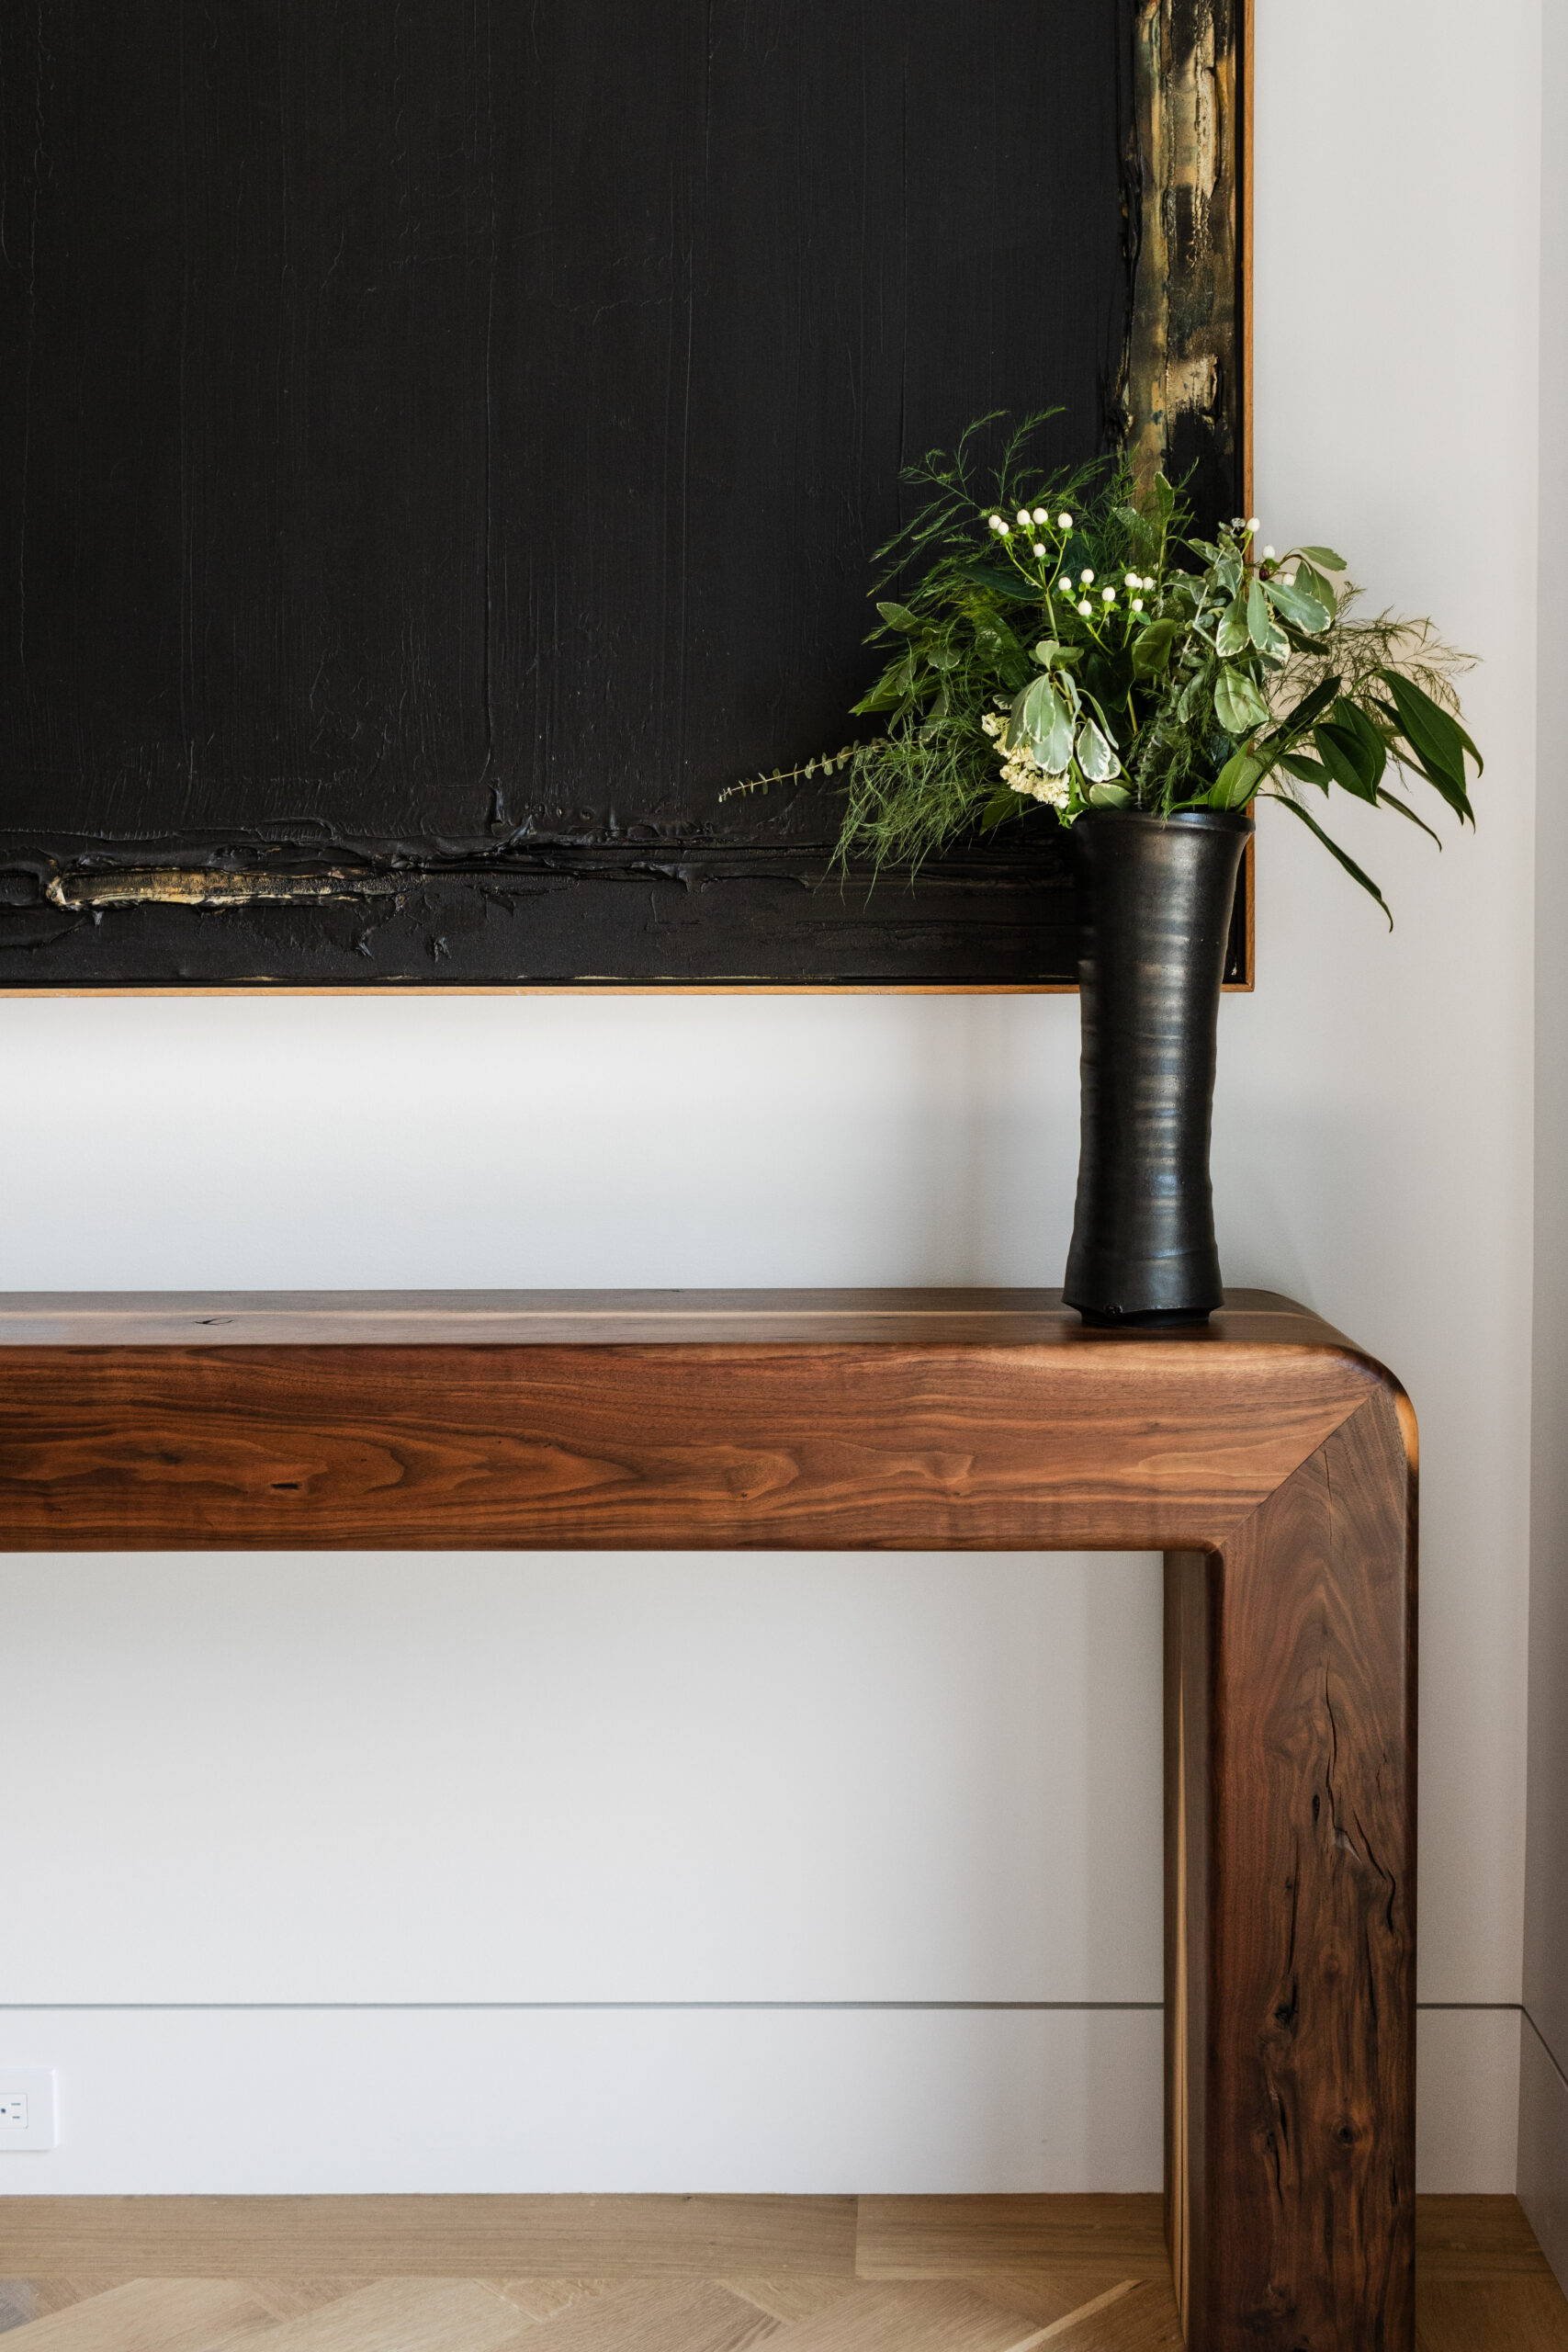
[1519,2010,1568,2290]
[0,2005,1522,2196]
[0,2008,1166,2196]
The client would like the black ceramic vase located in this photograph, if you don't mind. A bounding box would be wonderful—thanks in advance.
[1062,807,1252,1327]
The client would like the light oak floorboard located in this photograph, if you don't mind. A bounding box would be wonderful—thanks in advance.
[719,2278,863,2324]
[0,2200,856,2280]
[853,2199,1167,2279]
[0,2290,129,2334]
[0,2278,275,2351]
[245,2289,381,2324]
[1029,2280,1181,2348]
[1416,2194,1553,2276]
[498,2281,775,2349]
[204,2280,526,2352]
[754,2280,1064,2352]
[943,2273,1153,2326]
[0,2196,1563,2351]
[488,2282,617,2325]
[1416,2278,1568,2352]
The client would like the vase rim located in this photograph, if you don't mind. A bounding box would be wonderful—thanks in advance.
[1075,804,1254,832]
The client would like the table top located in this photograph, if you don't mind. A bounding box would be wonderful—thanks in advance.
[0,1287,1409,1551]
[0,1286,1359,1353]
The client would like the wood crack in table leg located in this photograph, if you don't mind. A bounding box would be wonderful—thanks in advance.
[1166,1386,1416,2351]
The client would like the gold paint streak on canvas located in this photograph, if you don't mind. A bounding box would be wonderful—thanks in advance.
[46,869,406,910]
[1126,0,1241,499]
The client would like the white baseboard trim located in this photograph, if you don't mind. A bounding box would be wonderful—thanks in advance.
[0,2004,1522,2196]
[1520,2010,1568,2288]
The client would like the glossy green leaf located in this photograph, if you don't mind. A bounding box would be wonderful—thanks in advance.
[851,670,907,715]
[1331,697,1389,787]
[1130,617,1179,676]
[1271,792,1393,925]
[1298,545,1348,570]
[1018,674,1074,774]
[1374,786,1444,848]
[1216,594,1250,657]
[1279,752,1333,791]
[1211,748,1266,808]
[1088,781,1132,808]
[959,562,1037,601]
[1379,669,1483,798]
[1076,717,1122,784]
[875,601,919,631]
[1265,574,1331,633]
[1387,741,1474,827]
[1275,673,1342,740]
[1295,562,1339,615]
[1313,721,1379,801]
[1213,663,1269,734]
[1247,577,1271,650]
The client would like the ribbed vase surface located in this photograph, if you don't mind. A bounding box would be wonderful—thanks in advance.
[1063,807,1252,1326]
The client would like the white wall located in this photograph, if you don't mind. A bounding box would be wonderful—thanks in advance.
[0,0,1543,2194]
[1520,0,1568,2283]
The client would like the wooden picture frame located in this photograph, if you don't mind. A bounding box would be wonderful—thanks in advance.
[0,0,1249,991]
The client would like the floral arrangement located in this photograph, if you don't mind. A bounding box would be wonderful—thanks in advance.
[734,416,1482,918]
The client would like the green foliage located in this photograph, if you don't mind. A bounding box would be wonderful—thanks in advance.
[725,415,1482,915]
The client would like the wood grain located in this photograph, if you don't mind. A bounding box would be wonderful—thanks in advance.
[853,2198,1168,2280]
[1036,2281,1182,2348]
[0,1289,1416,2352]
[2,2200,1561,2352]
[0,2198,856,2279]
[1163,1550,1211,2329]
[1416,2195,1555,2276]
[728,2280,1049,2351]
[0,2276,276,2350]
[0,1287,1344,1349]
[461,2281,769,2352]
[1173,1387,1417,2350]
[1416,2279,1568,2352]
[0,1290,1392,1555]
[218,2279,531,2352]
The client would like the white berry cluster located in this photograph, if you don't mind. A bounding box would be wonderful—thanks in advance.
[1076,567,1156,613]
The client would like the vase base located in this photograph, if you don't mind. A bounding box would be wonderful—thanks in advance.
[1070,1305,1215,1329]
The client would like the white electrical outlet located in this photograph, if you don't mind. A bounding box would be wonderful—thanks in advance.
[0,2071,57,2151]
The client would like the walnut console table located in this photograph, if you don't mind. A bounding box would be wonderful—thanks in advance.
[0,1287,1416,2352]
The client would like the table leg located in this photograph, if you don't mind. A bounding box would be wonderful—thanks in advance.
[1165,1385,1417,2350]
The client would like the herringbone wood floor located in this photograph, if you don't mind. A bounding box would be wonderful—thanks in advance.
[0,2197,1562,2350]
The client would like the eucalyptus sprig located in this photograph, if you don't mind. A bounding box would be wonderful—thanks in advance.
[730,416,1482,915]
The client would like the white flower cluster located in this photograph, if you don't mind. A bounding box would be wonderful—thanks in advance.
[998,737,1070,808]
[982,710,1068,808]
